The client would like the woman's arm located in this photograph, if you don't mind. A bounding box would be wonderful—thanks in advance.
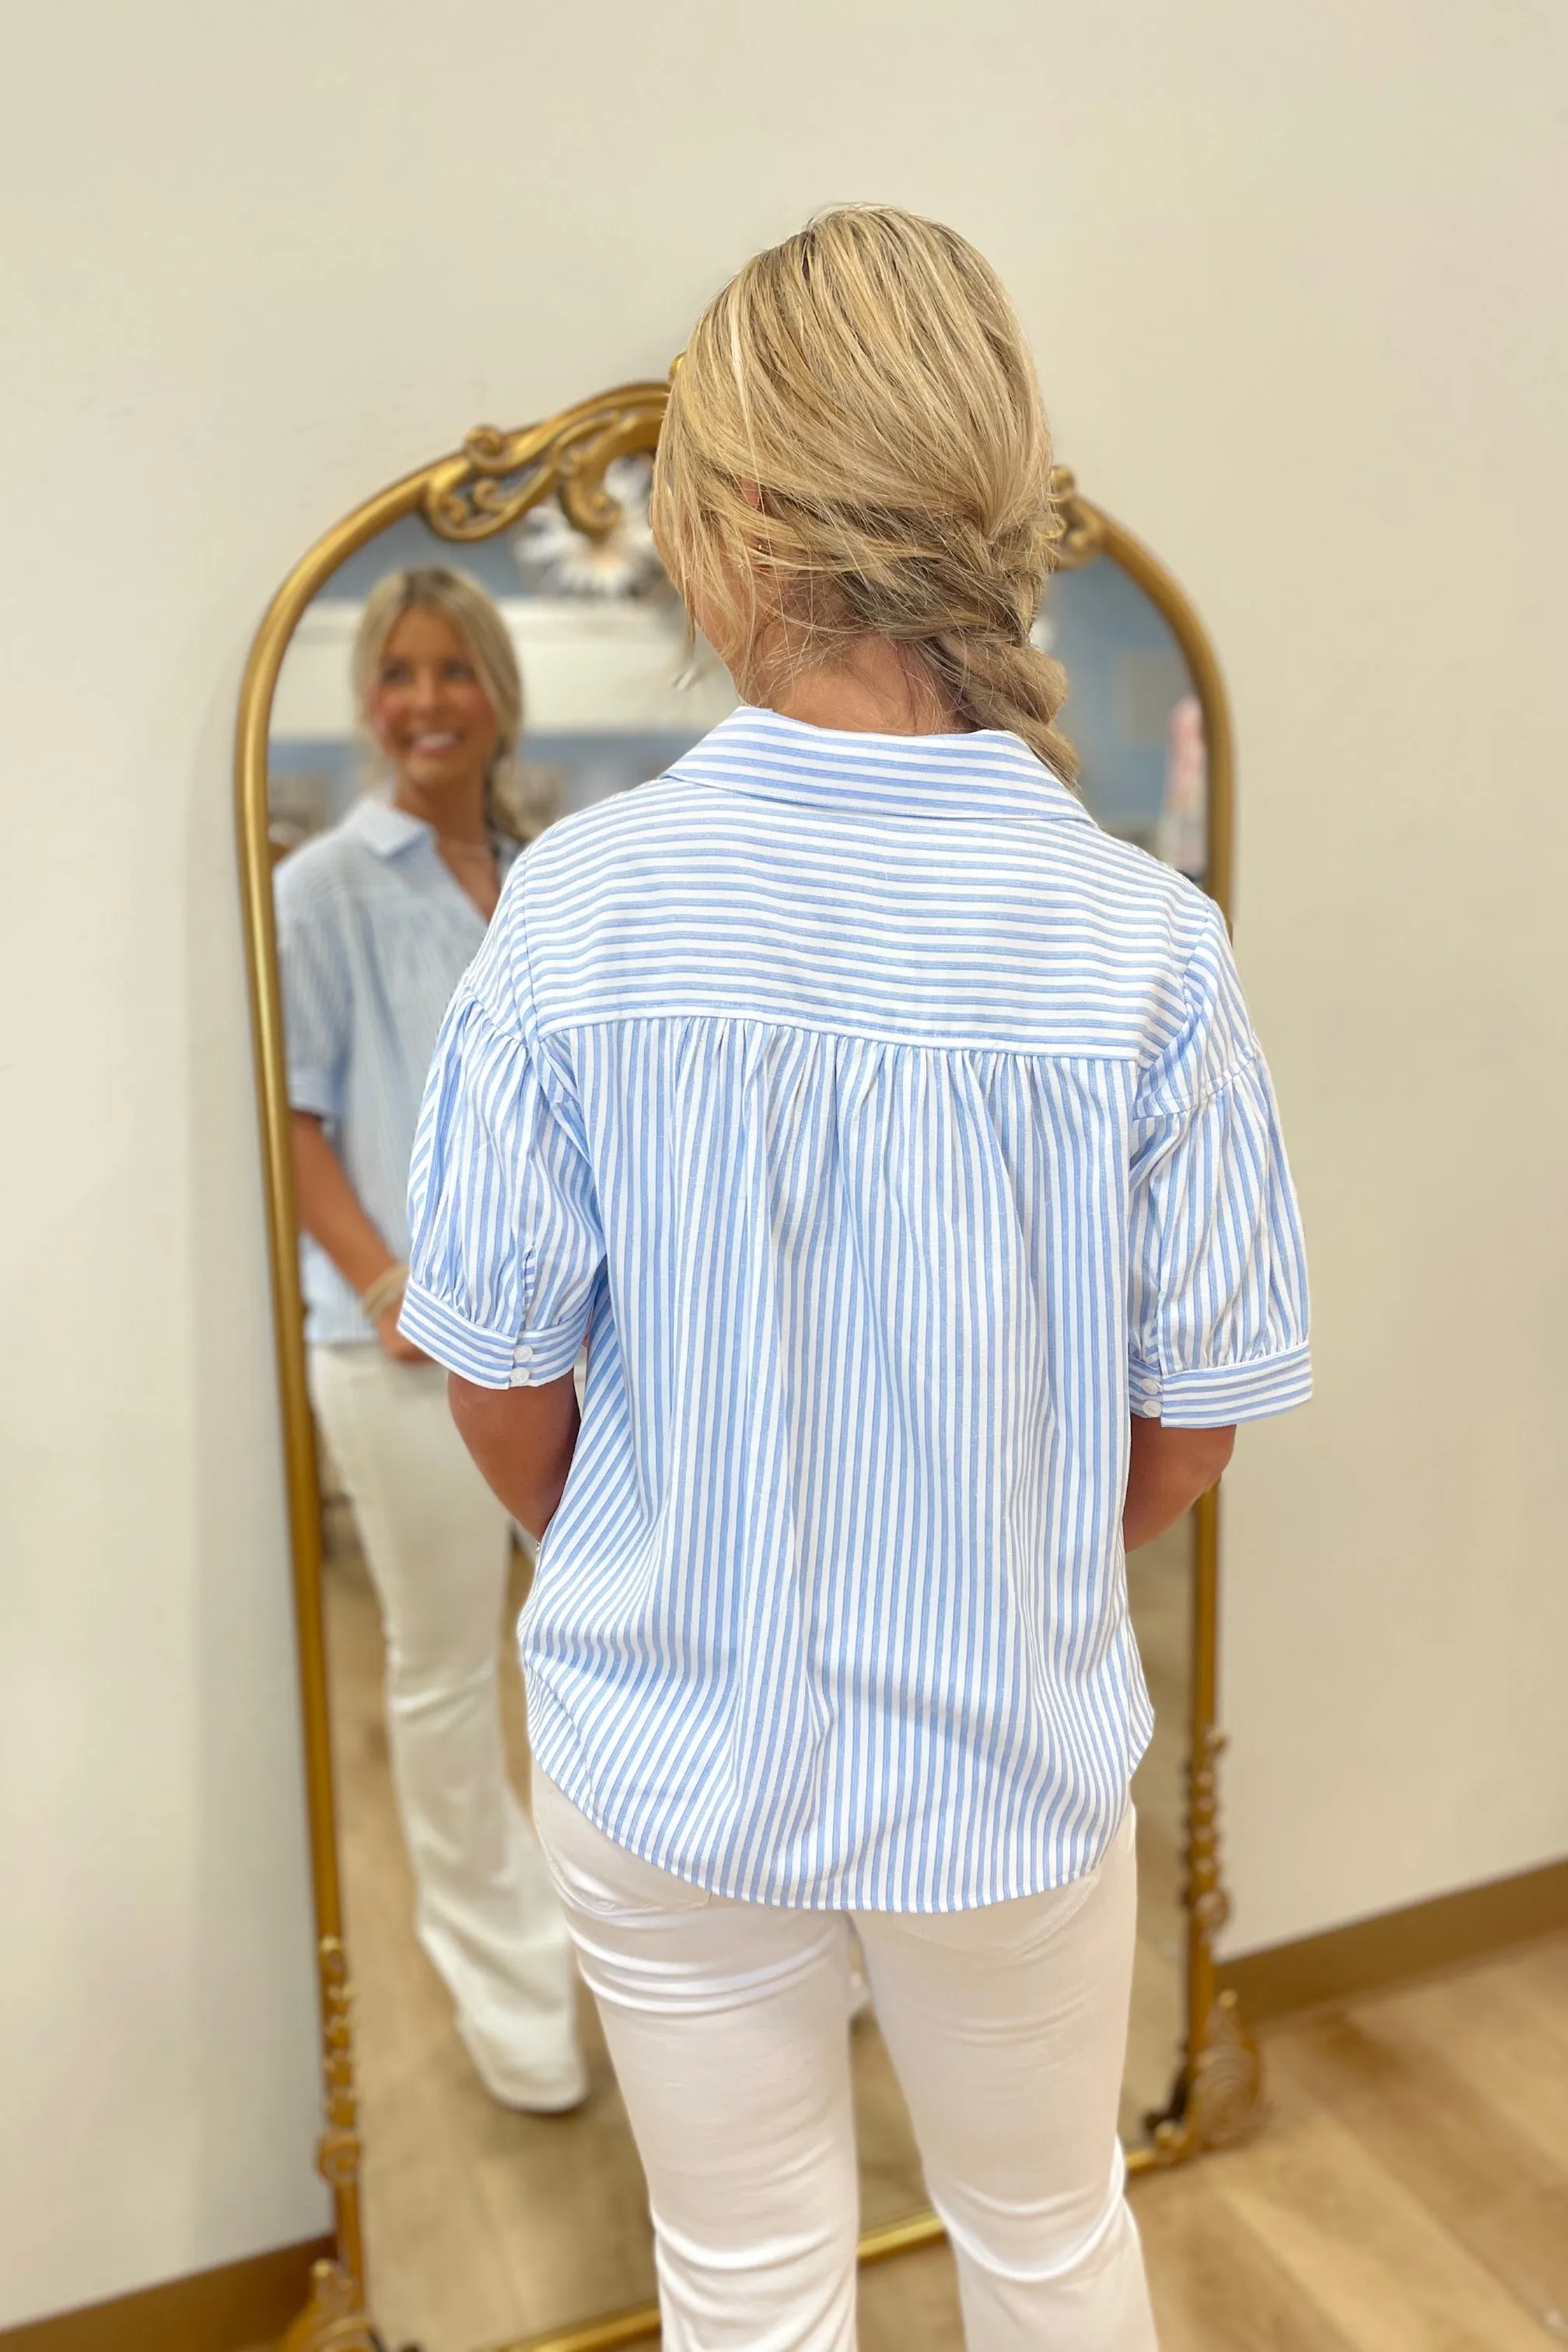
[290,1111,424,1362]
[448,1374,581,1541]
[1123,1416,1234,1552]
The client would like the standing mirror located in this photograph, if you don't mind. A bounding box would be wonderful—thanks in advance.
[236,384,1261,2352]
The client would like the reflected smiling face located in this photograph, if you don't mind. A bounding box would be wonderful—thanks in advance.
[366,606,499,809]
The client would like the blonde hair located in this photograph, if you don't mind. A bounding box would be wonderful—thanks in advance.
[350,565,529,838]
[651,205,1077,782]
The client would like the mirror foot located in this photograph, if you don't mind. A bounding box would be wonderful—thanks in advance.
[1135,1987,1265,2171]
[279,2256,392,2352]
[1186,1987,1265,2150]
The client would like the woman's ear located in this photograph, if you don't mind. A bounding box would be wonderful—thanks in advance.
[738,480,764,512]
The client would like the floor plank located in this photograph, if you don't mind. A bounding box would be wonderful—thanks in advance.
[1262,2009,1568,2330]
[1134,2165,1357,2352]
[1202,2093,1554,2350]
[1367,1949,1568,2178]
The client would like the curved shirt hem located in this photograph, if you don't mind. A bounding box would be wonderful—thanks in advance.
[525,1695,1154,1916]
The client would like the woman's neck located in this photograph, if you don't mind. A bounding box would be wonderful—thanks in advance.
[765,636,963,737]
[391,772,489,845]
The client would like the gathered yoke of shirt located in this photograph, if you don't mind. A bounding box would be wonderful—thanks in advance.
[402,709,1311,1913]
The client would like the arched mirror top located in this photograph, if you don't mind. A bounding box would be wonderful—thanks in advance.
[239,382,1232,927]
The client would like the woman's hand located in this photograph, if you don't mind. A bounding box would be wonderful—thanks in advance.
[375,1300,427,1364]
[291,1114,428,1359]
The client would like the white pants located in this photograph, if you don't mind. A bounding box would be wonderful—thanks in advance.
[309,1345,582,2106]
[534,1776,1157,2352]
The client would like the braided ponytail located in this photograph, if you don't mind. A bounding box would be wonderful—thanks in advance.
[653,205,1079,786]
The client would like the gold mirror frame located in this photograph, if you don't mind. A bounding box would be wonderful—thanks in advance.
[235,383,1260,2352]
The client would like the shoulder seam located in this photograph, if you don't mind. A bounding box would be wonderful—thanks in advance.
[1133,1039,1262,1124]
[533,1008,1146,1060]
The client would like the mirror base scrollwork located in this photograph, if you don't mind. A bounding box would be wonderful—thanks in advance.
[288,1934,386,2346]
[1186,1990,1265,2151]
[1131,1704,1265,2173]
[278,2259,388,2352]
[1182,1713,1265,2151]
[315,1936,365,2199]
[1138,1990,1266,2172]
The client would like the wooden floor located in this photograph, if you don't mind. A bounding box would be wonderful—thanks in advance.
[857,1930,1568,2350]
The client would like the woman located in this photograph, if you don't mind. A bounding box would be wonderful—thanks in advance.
[275,566,584,2112]
[403,211,1311,2347]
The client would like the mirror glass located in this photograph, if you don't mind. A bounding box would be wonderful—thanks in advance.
[1046,555,1206,2147]
[1044,553,1208,887]
[267,474,1205,2348]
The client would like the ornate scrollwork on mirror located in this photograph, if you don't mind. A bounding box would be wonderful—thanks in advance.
[236,382,1258,2352]
[424,384,673,544]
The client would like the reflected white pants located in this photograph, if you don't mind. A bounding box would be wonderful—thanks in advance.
[308,1345,581,2107]
[534,1776,1157,2352]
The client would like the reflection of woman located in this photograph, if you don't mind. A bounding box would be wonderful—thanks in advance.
[405,212,1310,2346]
[275,567,583,2111]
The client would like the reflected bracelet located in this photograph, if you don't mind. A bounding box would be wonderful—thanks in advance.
[359,1262,409,1324]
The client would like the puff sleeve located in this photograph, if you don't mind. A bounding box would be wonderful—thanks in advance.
[399,888,602,1387]
[1125,903,1311,1426]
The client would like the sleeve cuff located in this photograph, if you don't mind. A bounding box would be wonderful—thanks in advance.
[286,1068,337,1120]
[1129,1341,1312,1427]
[397,1280,585,1388]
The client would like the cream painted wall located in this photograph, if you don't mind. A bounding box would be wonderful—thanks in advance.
[2,0,1564,2324]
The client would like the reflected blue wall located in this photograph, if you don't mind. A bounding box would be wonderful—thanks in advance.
[285,523,1196,852]
[1047,559,1191,845]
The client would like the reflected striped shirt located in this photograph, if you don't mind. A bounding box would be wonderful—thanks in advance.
[402,708,1311,1911]
[275,794,519,1345]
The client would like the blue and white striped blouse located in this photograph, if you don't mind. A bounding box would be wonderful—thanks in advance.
[402,708,1310,1911]
[275,793,520,1345]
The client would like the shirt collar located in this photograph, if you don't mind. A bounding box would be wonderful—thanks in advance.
[341,789,522,877]
[341,790,432,859]
[666,705,1088,826]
